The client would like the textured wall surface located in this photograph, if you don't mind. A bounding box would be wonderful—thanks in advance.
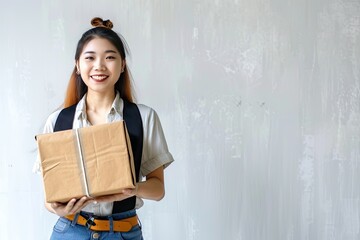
[0,0,359,239]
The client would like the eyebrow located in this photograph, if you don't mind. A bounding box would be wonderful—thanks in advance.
[83,50,118,54]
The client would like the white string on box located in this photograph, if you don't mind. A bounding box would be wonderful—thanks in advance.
[75,128,90,197]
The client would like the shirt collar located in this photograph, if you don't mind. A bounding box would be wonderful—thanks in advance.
[75,91,124,120]
[75,94,87,120]
[111,91,124,116]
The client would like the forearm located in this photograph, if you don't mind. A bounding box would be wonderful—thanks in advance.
[137,177,165,201]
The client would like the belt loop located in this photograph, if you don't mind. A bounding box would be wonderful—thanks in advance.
[137,215,142,230]
[109,216,114,233]
[71,213,80,227]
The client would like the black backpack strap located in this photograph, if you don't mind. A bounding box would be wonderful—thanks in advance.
[123,100,143,183]
[112,100,143,213]
[54,104,77,132]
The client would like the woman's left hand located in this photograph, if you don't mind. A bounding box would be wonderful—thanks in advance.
[93,186,137,203]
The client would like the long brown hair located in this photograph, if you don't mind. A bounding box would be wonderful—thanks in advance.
[63,18,135,108]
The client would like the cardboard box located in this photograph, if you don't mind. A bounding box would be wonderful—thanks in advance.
[36,121,136,203]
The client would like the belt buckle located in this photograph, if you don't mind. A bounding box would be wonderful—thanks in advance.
[85,216,96,229]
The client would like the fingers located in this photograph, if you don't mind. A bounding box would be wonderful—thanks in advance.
[50,191,136,216]
[49,200,71,217]
[64,199,77,213]
[67,197,87,214]
[50,197,89,216]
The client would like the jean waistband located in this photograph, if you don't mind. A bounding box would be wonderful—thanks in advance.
[80,209,136,220]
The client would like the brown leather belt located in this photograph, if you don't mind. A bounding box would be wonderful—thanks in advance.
[65,214,138,232]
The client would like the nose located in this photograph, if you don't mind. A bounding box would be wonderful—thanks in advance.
[94,58,106,71]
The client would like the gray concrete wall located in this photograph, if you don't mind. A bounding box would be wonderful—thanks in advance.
[0,0,359,239]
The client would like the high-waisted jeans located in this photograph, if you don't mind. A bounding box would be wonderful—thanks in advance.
[50,210,143,240]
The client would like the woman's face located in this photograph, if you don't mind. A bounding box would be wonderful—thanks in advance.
[77,37,125,95]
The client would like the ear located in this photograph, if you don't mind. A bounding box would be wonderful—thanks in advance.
[121,60,126,73]
[75,61,80,73]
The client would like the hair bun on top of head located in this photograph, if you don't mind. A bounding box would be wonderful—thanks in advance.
[91,17,113,29]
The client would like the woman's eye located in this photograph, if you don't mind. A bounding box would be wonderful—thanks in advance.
[107,56,116,59]
[85,56,94,60]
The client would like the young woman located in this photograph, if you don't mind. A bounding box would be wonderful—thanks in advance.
[34,17,174,239]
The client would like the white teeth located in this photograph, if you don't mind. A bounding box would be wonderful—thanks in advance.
[91,75,108,81]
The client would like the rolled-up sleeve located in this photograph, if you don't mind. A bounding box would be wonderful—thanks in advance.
[140,107,174,177]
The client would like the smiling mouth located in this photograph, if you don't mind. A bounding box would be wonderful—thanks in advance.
[91,75,109,81]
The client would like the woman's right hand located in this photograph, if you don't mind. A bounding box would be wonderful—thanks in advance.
[46,196,92,217]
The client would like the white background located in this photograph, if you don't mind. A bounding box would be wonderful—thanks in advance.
[0,0,359,239]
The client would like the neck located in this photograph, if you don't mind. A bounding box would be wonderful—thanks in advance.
[85,90,116,112]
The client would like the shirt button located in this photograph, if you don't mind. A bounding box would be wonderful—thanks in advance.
[92,232,100,239]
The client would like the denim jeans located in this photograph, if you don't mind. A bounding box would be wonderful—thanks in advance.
[50,210,143,240]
